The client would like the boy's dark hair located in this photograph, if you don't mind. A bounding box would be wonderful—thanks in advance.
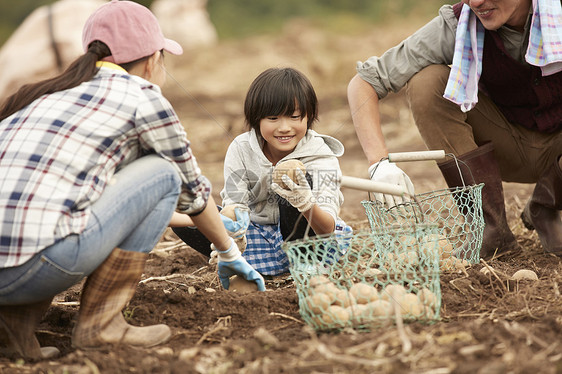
[244,67,318,135]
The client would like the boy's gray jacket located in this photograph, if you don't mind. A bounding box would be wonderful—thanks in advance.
[220,129,344,225]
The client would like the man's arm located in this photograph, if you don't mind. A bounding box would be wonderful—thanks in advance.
[347,5,456,168]
[347,74,389,167]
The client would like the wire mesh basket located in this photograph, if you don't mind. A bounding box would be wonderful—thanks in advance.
[362,184,484,270]
[361,151,485,270]
[283,225,442,332]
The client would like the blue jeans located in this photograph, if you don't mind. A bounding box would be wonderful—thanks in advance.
[0,155,181,305]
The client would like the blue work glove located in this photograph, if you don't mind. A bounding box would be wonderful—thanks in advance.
[212,238,266,291]
[219,205,250,239]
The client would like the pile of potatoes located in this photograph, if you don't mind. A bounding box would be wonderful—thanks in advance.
[302,275,438,329]
[425,234,470,272]
[392,234,470,272]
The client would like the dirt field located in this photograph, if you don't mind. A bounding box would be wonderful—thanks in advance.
[2,15,562,374]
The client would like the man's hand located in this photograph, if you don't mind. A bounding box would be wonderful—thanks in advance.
[271,168,314,212]
[369,159,415,207]
[212,238,266,291]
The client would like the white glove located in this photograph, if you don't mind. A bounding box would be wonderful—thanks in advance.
[209,236,247,266]
[271,168,314,212]
[369,159,415,207]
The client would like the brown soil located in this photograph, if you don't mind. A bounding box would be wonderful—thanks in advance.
[2,16,561,374]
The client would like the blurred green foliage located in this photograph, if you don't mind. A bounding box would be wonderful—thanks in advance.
[0,0,452,47]
[207,0,452,39]
[0,0,53,45]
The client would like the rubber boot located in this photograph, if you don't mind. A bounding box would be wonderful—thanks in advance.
[0,299,59,360]
[438,142,520,259]
[521,156,562,256]
[72,248,171,349]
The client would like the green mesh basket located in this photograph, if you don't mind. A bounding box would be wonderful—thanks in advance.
[283,226,442,331]
[361,184,484,270]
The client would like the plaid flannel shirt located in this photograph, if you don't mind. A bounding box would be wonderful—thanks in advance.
[0,63,210,268]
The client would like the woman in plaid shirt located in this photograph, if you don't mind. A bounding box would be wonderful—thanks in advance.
[0,0,263,360]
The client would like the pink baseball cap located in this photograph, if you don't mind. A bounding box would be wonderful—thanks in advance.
[82,0,183,64]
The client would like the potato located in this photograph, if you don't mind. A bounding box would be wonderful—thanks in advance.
[440,256,468,272]
[419,234,438,256]
[272,159,306,188]
[308,275,339,304]
[349,300,393,323]
[349,283,379,304]
[381,284,407,302]
[384,253,396,267]
[322,305,350,327]
[417,288,437,307]
[368,299,393,318]
[510,269,538,281]
[422,234,453,259]
[304,292,332,315]
[346,303,371,325]
[332,288,356,308]
[309,275,331,289]
[398,251,419,267]
[314,282,340,304]
[364,268,385,279]
[385,251,419,270]
[417,288,438,318]
[307,314,325,328]
[220,205,237,220]
[398,293,423,317]
[437,236,454,259]
[385,253,401,270]
[227,275,259,293]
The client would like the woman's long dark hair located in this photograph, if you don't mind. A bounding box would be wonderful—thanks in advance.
[0,41,111,122]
